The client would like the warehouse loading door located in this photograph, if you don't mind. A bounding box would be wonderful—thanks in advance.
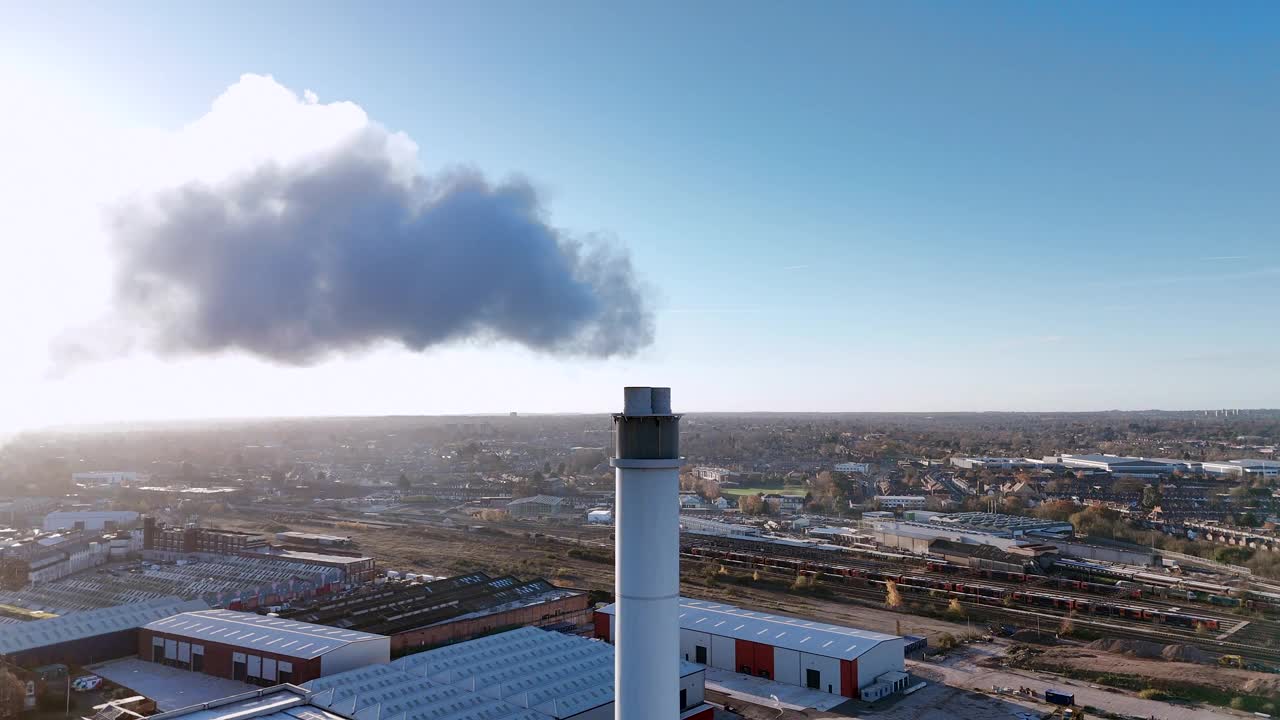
[695,646,707,664]
[806,669,821,690]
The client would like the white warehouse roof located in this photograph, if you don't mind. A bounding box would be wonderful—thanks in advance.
[144,609,386,659]
[0,596,210,655]
[599,597,900,661]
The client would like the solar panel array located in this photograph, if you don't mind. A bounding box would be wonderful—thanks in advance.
[300,627,634,720]
[0,556,344,613]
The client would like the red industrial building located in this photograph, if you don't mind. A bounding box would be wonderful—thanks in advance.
[597,597,908,701]
[139,609,390,686]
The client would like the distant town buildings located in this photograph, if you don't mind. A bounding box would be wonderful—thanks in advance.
[874,495,928,509]
[71,471,144,486]
[506,494,570,518]
[833,462,872,474]
[692,466,738,483]
[1049,454,1183,477]
[1201,459,1280,478]
[42,510,138,532]
[763,493,806,513]
[950,457,1038,471]
[145,519,267,554]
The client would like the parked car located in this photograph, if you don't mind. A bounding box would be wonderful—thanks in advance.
[71,675,102,692]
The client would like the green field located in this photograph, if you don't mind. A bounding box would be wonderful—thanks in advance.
[719,486,793,496]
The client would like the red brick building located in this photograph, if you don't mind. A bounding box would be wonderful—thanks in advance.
[138,609,389,686]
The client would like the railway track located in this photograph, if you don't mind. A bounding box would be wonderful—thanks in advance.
[681,550,1280,666]
[683,534,1280,617]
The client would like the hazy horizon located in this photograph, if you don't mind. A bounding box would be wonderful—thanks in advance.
[2,3,1276,432]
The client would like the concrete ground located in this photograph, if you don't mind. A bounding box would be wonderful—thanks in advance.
[705,667,850,712]
[90,658,258,711]
[704,642,1256,720]
[854,682,1042,720]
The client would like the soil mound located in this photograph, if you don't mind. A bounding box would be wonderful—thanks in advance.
[1011,629,1058,645]
[1086,638,1164,659]
[1161,644,1208,663]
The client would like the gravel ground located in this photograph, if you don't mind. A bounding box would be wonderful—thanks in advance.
[911,645,1251,720]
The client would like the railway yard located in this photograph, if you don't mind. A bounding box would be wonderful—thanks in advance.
[208,504,1280,716]
[219,504,1280,670]
[680,533,1280,666]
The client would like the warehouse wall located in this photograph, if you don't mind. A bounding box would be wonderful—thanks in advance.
[680,668,705,708]
[679,629,710,664]
[137,629,322,684]
[709,635,735,671]
[11,629,139,667]
[853,639,904,688]
[321,638,391,676]
[772,647,800,686]
[392,595,589,654]
[797,652,841,695]
[562,701,613,720]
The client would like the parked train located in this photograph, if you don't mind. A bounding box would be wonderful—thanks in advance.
[686,544,1222,630]
[1056,557,1280,613]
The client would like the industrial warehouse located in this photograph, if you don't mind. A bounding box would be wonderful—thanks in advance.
[136,627,713,720]
[595,597,906,701]
[0,553,348,613]
[279,571,590,653]
[0,596,209,666]
[139,609,391,685]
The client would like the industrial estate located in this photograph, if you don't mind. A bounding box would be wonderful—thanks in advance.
[1,392,1279,720]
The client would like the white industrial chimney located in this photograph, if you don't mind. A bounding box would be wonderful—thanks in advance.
[611,386,680,720]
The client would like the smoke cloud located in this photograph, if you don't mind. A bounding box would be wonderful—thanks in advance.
[68,76,653,366]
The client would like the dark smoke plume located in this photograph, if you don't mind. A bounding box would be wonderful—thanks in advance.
[103,131,653,364]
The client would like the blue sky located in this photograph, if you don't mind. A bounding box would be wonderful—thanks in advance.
[0,2,1277,423]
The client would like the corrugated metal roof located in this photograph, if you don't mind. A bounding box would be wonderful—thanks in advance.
[599,596,900,661]
[306,626,699,720]
[0,596,210,655]
[144,610,385,658]
[145,627,704,720]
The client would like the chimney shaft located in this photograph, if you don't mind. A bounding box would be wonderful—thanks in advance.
[611,387,681,720]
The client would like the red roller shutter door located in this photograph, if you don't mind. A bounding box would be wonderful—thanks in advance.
[839,659,857,698]
[734,640,755,674]
[753,643,774,679]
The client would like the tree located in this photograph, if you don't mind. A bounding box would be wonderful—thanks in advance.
[0,668,25,720]
[739,495,767,515]
[885,579,902,608]
[1113,477,1145,495]
[946,598,965,618]
[1059,611,1076,637]
[1141,485,1163,509]
[397,473,411,491]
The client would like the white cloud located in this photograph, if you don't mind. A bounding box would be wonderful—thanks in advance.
[0,75,423,428]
